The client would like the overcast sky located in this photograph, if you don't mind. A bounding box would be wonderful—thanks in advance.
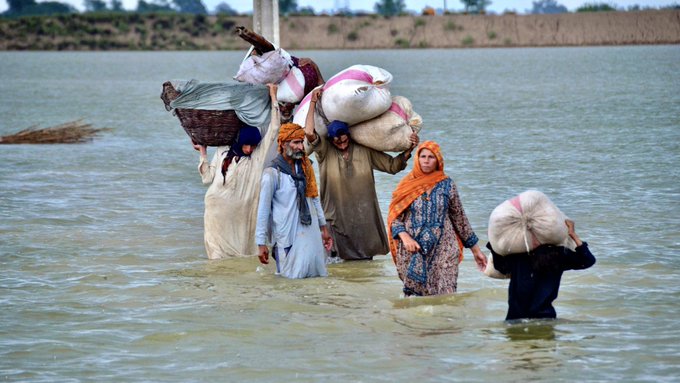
[1,0,675,14]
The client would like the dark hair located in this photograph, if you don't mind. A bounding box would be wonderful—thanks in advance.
[529,245,565,274]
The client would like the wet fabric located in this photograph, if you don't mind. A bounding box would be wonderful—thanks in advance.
[197,104,279,259]
[488,242,596,320]
[391,178,478,296]
[255,165,328,279]
[170,80,272,128]
[309,136,408,260]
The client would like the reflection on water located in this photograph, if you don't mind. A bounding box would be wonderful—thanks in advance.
[1,47,679,381]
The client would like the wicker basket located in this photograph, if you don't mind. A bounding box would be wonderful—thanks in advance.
[161,81,244,147]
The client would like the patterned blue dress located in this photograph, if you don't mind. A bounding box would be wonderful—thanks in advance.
[391,178,479,296]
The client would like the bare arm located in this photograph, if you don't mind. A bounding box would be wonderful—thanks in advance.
[304,88,322,143]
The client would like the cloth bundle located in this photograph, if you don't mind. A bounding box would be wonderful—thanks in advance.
[488,190,576,257]
[234,48,293,85]
[349,96,422,152]
[276,66,306,103]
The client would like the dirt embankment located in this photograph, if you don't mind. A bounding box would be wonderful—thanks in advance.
[1,10,678,50]
[281,10,680,49]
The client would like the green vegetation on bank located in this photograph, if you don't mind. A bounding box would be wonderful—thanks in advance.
[0,12,247,50]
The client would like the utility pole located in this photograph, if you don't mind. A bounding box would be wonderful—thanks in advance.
[253,0,280,46]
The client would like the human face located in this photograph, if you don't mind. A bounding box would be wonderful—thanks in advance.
[418,148,439,174]
[241,144,256,156]
[332,134,350,151]
[285,139,305,160]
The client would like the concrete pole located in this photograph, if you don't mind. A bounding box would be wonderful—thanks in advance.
[253,0,280,47]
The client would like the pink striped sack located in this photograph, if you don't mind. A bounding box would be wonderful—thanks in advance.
[349,96,422,152]
[293,65,392,126]
[276,66,306,103]
[488,190,576,256]
[234,48,292,85]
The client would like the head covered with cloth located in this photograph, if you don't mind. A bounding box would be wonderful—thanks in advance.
[387,140,463,263]
[270,122,319,224]
[221,125,262,183]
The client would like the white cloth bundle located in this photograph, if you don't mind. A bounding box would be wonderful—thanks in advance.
[276,66,306,103]
[349,96,422,152]
[488,190,576,256]
[483,256,509,279]
[317,64,393,126]
[234,48,292,85]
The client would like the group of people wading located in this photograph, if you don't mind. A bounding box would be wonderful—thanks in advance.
[193,81,595,321]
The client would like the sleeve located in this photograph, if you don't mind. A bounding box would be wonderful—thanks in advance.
[198,148,223,185]
[391,210,408,239]
[561,242,596,271]
[255,168,276,245]
[311,196,327,227]
[447,180,478,248]
[307,133,328,162]
[487,243,512,275]
[368,147,408,175]
[251,102,280,164]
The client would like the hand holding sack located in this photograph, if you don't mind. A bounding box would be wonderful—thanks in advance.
[488,190,576,256]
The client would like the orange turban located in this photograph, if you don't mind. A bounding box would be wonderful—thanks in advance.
[277,123,318,198]
[387,141,463,264]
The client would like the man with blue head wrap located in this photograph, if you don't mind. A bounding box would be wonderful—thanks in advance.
[303,88,419,261]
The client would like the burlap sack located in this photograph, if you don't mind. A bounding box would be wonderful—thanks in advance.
[349,96,422,152]
[488,190,576,256]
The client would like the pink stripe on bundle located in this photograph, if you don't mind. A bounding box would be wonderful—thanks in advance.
[389,102,408,121]
[324,69,374,89]
[284,71,305,101]
[509,196,523,214]
[296,69,375,113]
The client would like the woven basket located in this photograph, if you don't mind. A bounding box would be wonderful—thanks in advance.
[161,81,244,147]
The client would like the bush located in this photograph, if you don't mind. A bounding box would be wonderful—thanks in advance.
[394,38,409,48]
[347,31,359,41]
[462,35,474,46]
[487,30,497,39]
[577,2,617,12]
[328,23,339,34]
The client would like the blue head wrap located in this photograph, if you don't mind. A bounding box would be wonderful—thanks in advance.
[233,125,262,157]
[327,120,349,139]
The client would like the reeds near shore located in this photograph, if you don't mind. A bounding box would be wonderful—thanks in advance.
[0,120,108,144]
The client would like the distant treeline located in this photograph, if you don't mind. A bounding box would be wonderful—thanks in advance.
[2,0,679,18]
[0,12,251,50]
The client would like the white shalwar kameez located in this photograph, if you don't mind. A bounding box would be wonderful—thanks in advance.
[198,107,279,259]
[255,165,328,279]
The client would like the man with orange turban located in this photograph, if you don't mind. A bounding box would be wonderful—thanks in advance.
[255,122,333,278]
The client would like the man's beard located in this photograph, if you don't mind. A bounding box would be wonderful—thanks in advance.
[286,146,304,160]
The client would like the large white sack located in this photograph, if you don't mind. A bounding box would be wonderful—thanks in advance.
[320,64,393,126]
[277,66,306,104]
[488,190,576,256]
[349,96,422,152]
[234,48,292,85]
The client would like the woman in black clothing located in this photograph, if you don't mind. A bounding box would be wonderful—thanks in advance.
[488,220,596,321]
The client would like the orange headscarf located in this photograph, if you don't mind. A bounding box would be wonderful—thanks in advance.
[277,123,318,198]
[387,141,463,264]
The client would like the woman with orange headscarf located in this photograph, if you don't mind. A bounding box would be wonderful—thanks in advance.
[388,141,487,296]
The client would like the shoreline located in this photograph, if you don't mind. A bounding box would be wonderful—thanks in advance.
[1,10,679,50]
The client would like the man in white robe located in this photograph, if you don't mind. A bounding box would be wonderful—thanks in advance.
[255,123,332,279]
[194,84,280,259]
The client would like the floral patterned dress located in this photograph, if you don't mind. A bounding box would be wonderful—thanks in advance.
[391,178,479,296]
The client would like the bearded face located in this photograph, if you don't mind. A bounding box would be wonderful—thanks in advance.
[285,139,305,160]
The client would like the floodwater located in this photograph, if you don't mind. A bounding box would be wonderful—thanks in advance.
[1,46,679,381]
